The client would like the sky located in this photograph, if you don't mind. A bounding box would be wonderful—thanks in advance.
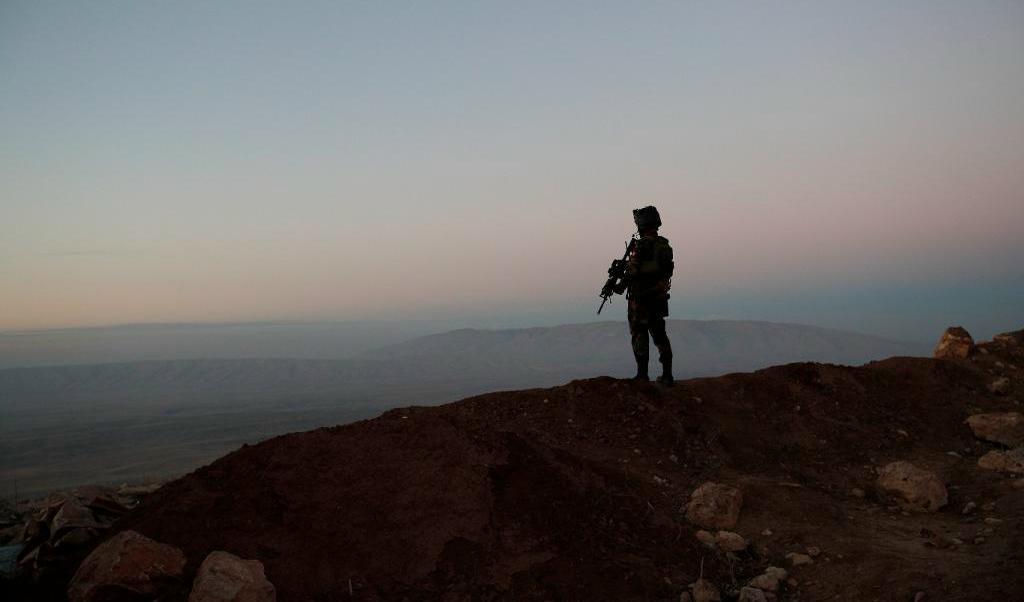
[2,1,1022,342]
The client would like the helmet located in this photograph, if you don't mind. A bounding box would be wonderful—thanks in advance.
[633,205,662,230]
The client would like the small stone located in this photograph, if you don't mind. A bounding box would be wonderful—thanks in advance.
[962,502,977,515]
[684,482,744,529]
[748,567,788,592]
[988,377,1011,395]
[786,552,813,566]
[714,530,748,552]
[690,578,721,602]
[974,537,986,544]
[695,530,716,546]
[805,545,821,557]
[983,517,1002,525]
[761,529,773,536]
[965,412,1024,447]
[786,578,799,588]
[876,461,948,512]
[850,488,865,498]
[738,587,768,602]
[188,550,276,602]
[977,448,1024,473]
[914,592,926,602]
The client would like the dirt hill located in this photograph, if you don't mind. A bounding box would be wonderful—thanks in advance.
[47,329,1024,600]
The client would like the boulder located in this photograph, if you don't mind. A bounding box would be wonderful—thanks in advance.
[68,530,186,602]
[714,530,748,552]
[690,578,721,602]
[748,566,788,592]
[188,551,276,602]
[934,327,974,359]
[977,448,1024,473]
[965,412,1024,447]
[51,497,102,539]
[684,482,743,529]
[876,461,948,512]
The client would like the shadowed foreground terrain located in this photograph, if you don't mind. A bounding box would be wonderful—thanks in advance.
[76,328,1024,601]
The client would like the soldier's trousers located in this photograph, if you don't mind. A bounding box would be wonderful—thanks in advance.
[627,296,672,371]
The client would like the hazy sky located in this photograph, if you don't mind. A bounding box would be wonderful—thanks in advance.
[2,1,1022,341]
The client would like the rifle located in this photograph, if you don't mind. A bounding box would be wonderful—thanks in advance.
[597,235,638,314]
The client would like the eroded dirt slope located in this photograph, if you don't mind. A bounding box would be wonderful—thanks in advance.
[112,331,1024,601]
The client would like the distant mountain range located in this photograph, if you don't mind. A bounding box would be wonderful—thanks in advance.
[0,320,929,499]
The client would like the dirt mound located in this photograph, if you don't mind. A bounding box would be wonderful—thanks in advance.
[93,332,1024,600]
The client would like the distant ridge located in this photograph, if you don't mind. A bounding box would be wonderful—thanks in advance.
[1,319,928,499]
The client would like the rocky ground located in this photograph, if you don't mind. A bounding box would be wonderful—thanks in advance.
[2,326,1022,601]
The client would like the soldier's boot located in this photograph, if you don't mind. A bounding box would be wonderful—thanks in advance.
[657,355,674,386]
[632,355,650,381]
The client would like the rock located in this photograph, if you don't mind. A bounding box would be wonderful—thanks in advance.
[914,592,926,602]
[690,578,721,602]
[51,497,102,540]
[993,330,1024,346]
[805,545,821,557]
[876,461,948,512]
[714,530,748,552]
[977,448,1024,473]
[738,586,769,602]
[749,566,788,592]
[786,552,813,566]
[67,530,186,602]
[962,501,977,515]
[988,377,1011,395]
[966,412,1024,447]
[695,530,716,546]
[934,326,974,359]
[684,482,743,529]
[53,527,98,549]
[850,487,865,498]
[188,551,276,602]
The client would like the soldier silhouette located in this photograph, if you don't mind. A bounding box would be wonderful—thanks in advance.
[612,206,674,384]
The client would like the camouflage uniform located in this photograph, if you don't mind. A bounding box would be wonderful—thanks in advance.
[625,233,674,382]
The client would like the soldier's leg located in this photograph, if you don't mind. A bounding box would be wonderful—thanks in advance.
[650,314,673,384]
[627,300,650,380]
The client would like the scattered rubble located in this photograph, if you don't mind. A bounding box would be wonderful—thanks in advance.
[15,485,139,582]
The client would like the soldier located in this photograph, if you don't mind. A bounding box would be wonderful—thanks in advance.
[617,206,674,384]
